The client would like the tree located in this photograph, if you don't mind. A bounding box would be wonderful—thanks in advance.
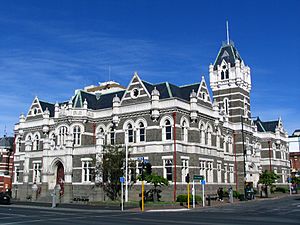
[144,173,169,202]
[258,170,280,197]
[100,145,125,201]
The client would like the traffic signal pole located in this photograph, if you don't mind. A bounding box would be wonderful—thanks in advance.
[187,182,190,209]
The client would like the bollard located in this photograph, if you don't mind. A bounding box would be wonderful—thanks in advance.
[51,190,56,208]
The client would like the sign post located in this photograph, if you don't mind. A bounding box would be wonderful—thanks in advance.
[201,179,206,207]
[192,180,195,208]
[288,177,292,195]
[120,177,125,211]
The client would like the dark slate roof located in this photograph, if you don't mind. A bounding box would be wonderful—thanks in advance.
[142,81,200,102]
[213,43,242,70]
[0,136,14,149]
[39,101,55,117]
[76,90,125,110]
[254,117,278,133]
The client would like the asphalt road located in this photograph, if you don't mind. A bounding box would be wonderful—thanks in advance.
[0,195,299,225]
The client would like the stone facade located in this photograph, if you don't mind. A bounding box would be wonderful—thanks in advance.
[12,41,290,203]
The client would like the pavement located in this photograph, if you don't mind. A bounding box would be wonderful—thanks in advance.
[0,194,299,225]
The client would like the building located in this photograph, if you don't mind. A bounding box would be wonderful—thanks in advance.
[12,38,290,202]
[289,130,300,176]
[0,135,14,193]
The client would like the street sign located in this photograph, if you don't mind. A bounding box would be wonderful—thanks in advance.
[144,159,149,164]
[137,157,144,161]
[201,180,206,185]
[120,177,125,183]
[193,175,204,181]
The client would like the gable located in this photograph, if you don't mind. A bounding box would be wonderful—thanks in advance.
[26,97,44,120]
[121,72,151,105]
[197,76,212,104]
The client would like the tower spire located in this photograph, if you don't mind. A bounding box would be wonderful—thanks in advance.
[226,20,230,45]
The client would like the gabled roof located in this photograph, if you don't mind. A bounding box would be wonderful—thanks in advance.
[254,117,279,133]
[213,43,242,70]
[39,101,55,117]
[141,81,200,102]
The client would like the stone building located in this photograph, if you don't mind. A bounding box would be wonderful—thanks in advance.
[0,135,14,193]
[289,130,300,176]
[12,39,290,202]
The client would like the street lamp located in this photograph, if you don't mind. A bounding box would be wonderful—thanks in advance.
[241,115,258,199]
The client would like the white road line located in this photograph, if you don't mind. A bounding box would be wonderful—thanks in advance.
[147,208,190,212]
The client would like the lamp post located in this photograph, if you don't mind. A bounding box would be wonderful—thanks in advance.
[125,143,128,202]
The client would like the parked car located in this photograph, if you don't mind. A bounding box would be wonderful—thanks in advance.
[0,192,11,205]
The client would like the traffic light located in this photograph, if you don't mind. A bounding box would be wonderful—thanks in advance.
[145,162,152,176]
[185,173,190,183]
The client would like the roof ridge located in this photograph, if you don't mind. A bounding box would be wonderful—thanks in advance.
[179,82,200,88]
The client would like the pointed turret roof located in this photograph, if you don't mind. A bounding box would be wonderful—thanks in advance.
[213,43,242,70]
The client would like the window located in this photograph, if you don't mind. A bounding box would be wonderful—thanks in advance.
[14,166,20,183]
[33,134,39,150]
[126,123,134,143]
[217,163,222,183]
[200,123,205,144]
[73,125,81,146]
[181,120,188,142]
[164,119,172,140]
[164,159,173,181]
[181,159,189,183]
[33,163,41,183]
[131,88,140,98]
[206,162,213,183]
[137,122,145,142]
[199,161,206,177]
[206,125,212,146]
[108,126,115,145]
[229,166,234,183]
[244,98,248,117]
[224,98,229,115]
[221,64,229,80]
[224,164,228,183]
[58,126,68,146]
[82,160,92,183]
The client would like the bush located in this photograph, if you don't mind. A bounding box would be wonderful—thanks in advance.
[176,194,202,204]
[233,191,240,198]
[274,187,288,193]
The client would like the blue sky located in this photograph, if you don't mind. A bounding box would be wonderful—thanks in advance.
[0,0,299,136]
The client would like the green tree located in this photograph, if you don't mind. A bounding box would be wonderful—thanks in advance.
[144,173,169,202]
[258,170,280,197]
[100,145,125,201]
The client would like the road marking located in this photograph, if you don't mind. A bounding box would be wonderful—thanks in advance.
[147,209,190,212]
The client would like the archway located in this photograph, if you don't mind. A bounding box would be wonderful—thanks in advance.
[56,161,65,195]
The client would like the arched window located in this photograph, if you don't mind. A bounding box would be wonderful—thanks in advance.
[33,134,39,150]
[73,125,81,146]
[58,126,68,146]
[206,125,212,146]
[108,126,115,145]
[165,119,172,140]
[127,123,134,143]
[181,120,188,142]
[200,123,205,144]
[137,122,145,142]
[221,64,229,80]
[224,98,229,115]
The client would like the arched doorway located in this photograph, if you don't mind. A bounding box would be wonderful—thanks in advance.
[56,161,65,196]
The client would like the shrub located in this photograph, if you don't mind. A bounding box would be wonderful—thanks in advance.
[274,187,288,193]
[176,194,202,203]
[233,191,240,198]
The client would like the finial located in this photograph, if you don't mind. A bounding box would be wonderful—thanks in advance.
[226,20,230,45]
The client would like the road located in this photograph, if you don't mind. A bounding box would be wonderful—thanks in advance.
[0,195,299,225]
